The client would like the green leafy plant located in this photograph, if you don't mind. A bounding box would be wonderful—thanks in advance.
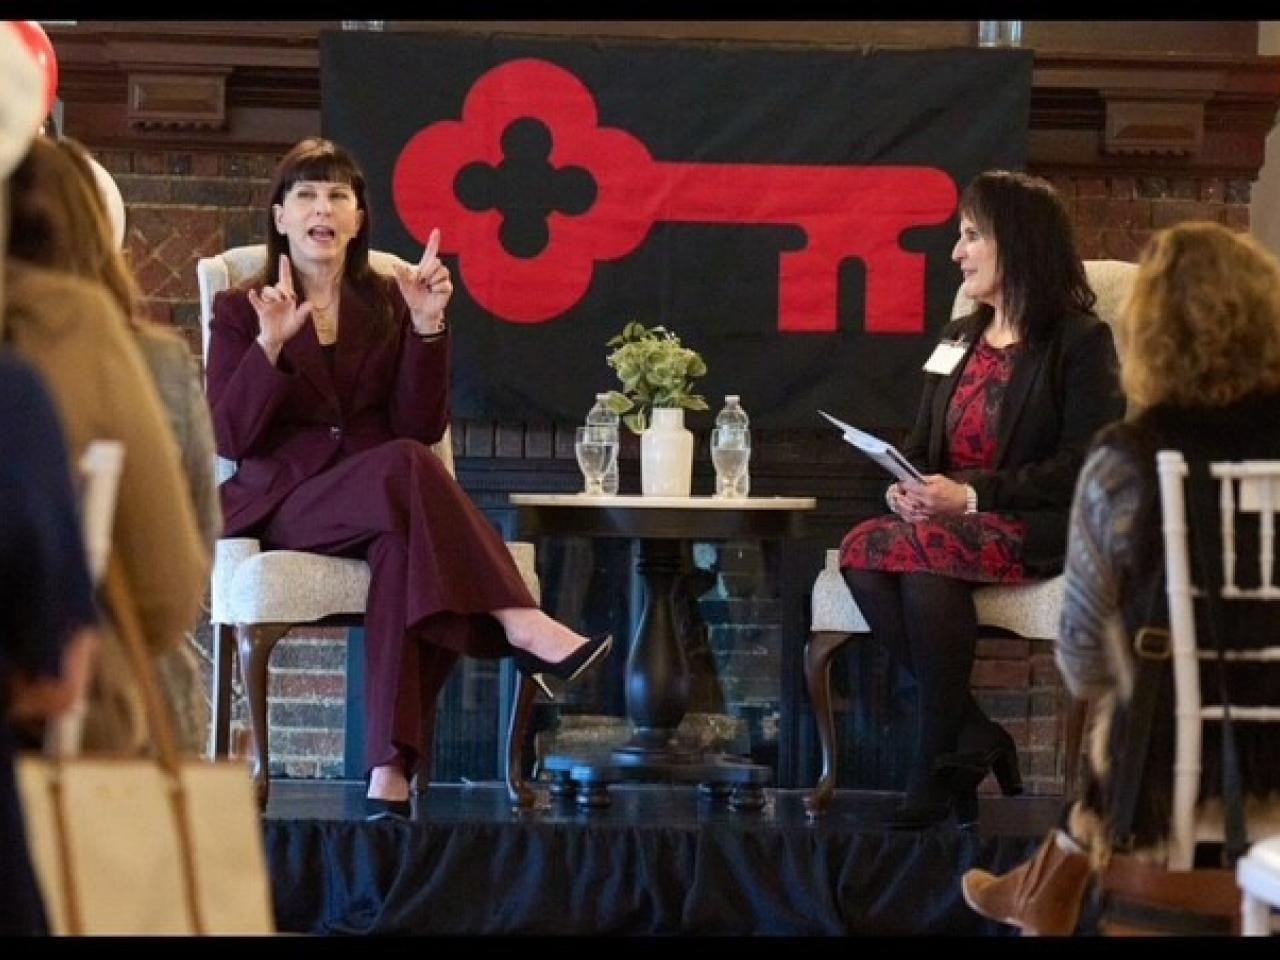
[603,322,708,435]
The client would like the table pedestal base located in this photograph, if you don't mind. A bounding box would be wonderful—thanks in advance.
[541,749,770,811]
[508,495,815,814]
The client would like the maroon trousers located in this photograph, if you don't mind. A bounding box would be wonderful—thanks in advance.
[261,438,535,776]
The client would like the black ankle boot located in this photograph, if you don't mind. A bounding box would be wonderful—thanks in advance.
[884,770,980,830]
[935,720,1023,797]
[884,788,979,830]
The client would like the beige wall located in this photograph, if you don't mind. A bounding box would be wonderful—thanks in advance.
[1253,21,1280,257]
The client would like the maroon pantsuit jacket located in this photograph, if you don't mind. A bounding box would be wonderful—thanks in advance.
[206,276,450,538]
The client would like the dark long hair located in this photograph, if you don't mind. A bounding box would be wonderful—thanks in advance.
[959,170,1095,346]
[257,137,392,325]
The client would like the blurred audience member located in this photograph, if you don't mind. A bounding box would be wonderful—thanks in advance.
[0,353,100,934]
[4,135,208,756]
[8,135,221,753]
[962,222,1280,935]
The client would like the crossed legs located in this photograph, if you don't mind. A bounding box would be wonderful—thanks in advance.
[263,438,597,804]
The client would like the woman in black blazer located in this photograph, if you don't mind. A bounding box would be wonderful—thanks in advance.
[840,171,1124,829]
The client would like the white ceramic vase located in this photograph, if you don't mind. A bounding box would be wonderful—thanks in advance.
[640,407,693,496]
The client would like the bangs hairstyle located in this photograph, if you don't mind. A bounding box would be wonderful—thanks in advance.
[1119,221,1280,409]
[959,170,1095,345]
[261,137,374,289]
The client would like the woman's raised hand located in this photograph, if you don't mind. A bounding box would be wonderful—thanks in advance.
[248,254,312,361]
[393,227,453,334]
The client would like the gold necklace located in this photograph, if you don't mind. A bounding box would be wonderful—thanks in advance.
[311,297,339,342]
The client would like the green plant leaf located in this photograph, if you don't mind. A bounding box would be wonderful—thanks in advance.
[603,391,632,414]
[606,321,706,436]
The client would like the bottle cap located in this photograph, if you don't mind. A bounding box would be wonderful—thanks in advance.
[726,394,739,402]
[596,392,609,400]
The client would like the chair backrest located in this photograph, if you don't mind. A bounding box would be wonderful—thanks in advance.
[195,245,455,476]
[1155,450,1280,870]
[951,258,1138,334]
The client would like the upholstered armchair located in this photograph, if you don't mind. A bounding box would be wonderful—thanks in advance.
[198,245,542,809]
[804,259,1138,816]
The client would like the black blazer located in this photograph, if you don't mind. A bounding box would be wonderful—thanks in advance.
[900,308,1123,576]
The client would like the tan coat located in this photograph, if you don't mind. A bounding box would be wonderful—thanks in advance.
[3,261,209,752]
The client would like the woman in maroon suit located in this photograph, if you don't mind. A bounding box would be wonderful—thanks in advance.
[206,138,610,813]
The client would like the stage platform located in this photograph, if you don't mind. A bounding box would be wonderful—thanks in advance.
[261,781,1058,935]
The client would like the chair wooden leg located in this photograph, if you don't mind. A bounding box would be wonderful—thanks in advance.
[235,623,291,810]
[210,622,236,759]
[803,630,854,817]
[505,670,540,808]
[1062,696,1089,798]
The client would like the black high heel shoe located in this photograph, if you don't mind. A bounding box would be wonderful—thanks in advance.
[511,633,612,700]
[363,767,413,820]
[883,781,980,830]
[934,722,1024,797]
[363,797,412,821]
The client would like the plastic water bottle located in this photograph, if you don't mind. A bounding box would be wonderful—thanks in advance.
[586,393,620,495]
[714,395,750,497]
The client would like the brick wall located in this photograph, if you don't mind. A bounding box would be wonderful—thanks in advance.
[1046,173,1253,261]
[971,638,1071,796]
[107,147,1250,786]
[101,147,278,348]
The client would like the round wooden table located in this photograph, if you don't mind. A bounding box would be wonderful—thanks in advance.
[508,494,815,810]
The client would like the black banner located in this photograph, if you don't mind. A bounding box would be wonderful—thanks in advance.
[322,32,1031,431]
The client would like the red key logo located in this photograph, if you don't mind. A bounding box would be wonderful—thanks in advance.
[393,58,957,334]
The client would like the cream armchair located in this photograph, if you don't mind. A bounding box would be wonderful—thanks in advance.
[804,259,1138,816]
[198,245,542,809]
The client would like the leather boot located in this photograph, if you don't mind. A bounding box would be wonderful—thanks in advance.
[961,828,1092,935]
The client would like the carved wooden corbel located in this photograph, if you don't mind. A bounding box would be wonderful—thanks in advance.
[1101,88,1213,158]
[126,66,230,131]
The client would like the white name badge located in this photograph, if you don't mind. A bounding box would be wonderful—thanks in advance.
[923,340,968,375]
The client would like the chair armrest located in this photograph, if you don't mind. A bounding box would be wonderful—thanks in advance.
[211,537,261,625]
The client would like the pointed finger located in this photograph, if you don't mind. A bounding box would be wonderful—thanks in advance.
[277,255,295,299]
[418,228,440,271]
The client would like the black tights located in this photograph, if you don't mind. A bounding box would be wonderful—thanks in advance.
[841,567,990,802]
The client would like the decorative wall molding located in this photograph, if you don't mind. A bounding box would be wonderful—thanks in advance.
[1028,53,1280,175]
[126,67,230,130]
[49,23,1280,180]
[1101,90,1210,157]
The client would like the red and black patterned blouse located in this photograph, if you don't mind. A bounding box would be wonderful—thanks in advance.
[840,338,1029,583]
